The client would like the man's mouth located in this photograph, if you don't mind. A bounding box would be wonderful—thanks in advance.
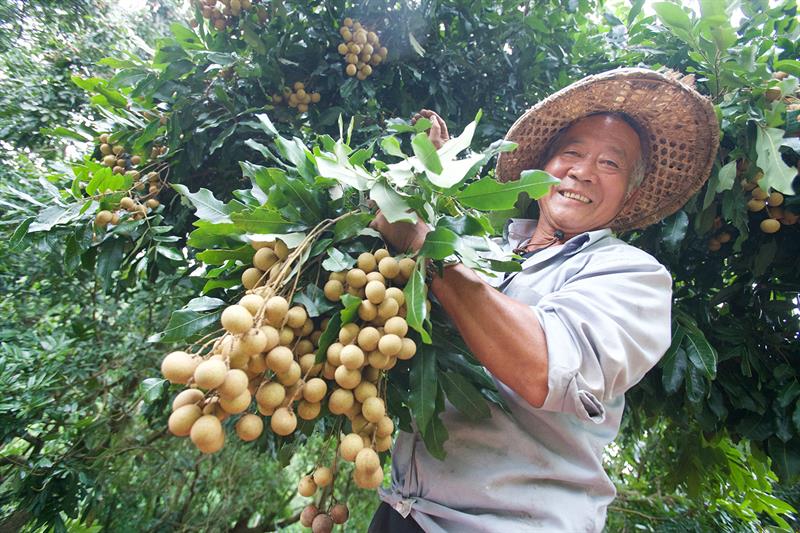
[559,190,592,204]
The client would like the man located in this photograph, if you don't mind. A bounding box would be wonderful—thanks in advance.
[370,68,719,532]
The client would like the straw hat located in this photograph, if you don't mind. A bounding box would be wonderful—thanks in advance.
[495,68,719,232]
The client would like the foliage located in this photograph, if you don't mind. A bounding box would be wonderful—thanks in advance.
[3,0,800,530]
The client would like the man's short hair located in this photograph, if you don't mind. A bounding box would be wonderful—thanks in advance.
[539,111,649,191]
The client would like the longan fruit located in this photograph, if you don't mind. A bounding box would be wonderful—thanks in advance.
[375,434,392,452]
[747,199,766,212]
[298,103,309,113]
[194,358,228,390]
[235,413,263,441]
[265,296,289,326]
[266,346,294,374]
[300,505,319,528]
[362,396,385,423]
[358,301,378,321]
[363,365,381,383]
[313,466,332,487]
[355,447,380,474]
[378,257,400,279]
[238,293,264,316]
[248,353,268,374]
[94,210,113,227]
[364,280,386,305]
[299,353,321,377]
[345,400,363,420]
[190,414,223,448]
[310,92,321,103]
[327,342,344,366]
[235,328,268,356]
[286,306,308,329]
[354,464,384,489]
[260,325,280,352]
[330,271,346,283]
[119,197,135,211]
[303,378,327,403]
[329,503,349,525]
[379,334,402,357]
[345,63,357,76]
[385,287,405,306]
[323,362,337,380]
[377,298,399,319]
[339,433,364,461]
[335,365,362,389]
[324,279,344,301]
[279,326,295,346]
[368,349,391,369]
[219,389,251,414]
[253,247,278,271]
[357,327,380,352]
[751,187,768,200]
[168,404,202,437]
[767,191,784,206]
[274,239,289,260]
[397,338,417,360]
[112,144,124,155]
[340,345,365,370]
[161,351,199,384]
[361,65,373,76]
[256,381,285,409]
[378,46,388,58]
[346,268,367,288]
[356,71,367,81]
[172,388,205,411]
[761,218,780,233]
[277,361,302,386]
[298,475,317,497]
[398,257,416,278]
[337,42,349,55]
[376,416,394,438]
[271,407,297,436]
[357,252,377,272]
[354,381,378,403]
[218,369,249,398]
[146,199,160,209]
[351,414,372,434]
[328,388,355,415]
[338,323,360,345]
[297,400,321,420]
[99,133,110,143]
[221,305,254,334]
[384,316,408,337]
[312,513,334,533]
[295,339,314,356]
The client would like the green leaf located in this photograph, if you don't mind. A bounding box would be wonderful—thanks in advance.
[412,133,443,174]
[339,293,362,324]
[381,136,406,158]
[440,372,491,420]
[408,345,438,432]
[428,154,485,189]
[684,328,717,380]
[96,238,124,292]
[230,206,304,233]
[774,59,800,78]
[716,160,737,193]
[662,347,688,395]
[314,313,342,364]
[269,168,322,220]
[408,32,426,57]
[404,257,431,344]
[156,309,221,343]
[652,2,693,32]
[420,227,460,260]
[333,212,374,242]
[661,211,688,253]
[456,170,559,210]
[370,179,415,223]
[321,248,356,272]
[419,412,449,461]
[293,285,337,318]
[436,215,486,236]
[10,217,34,248]
[196,245,253,265]
[138,378,168,403]
[487,259,522,273]
[185,296,225,312]
[755,126,797,195]
[315,152,371,190]
[438,118,478,162]
[173,184,238,224]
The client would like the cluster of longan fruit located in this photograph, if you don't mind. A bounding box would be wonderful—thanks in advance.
[337,18,387,80]
[743,179,797,234]
[271,82,321,114]
[300,501,349,532]
[97,134,143,177]
[195,0,252,30]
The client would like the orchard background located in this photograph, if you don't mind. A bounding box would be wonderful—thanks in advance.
[1,0,800,531]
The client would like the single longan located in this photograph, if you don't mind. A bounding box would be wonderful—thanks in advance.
[385,287,405,306]
[366,271,385,284]
[298,475,317,497]
[365,280,386,304]
[357,327,380,352]
[279,326,295,346]
[313,466,332,487]
[375,434,393,452]
[219,389,251,414]
[172,388,205,411]
[398,257,416,278]
[221,305,254,334]
[312,513,334,533]
[329,503,349,524]
[286,306,308,329]
[357,252,377,272]
[355,464,384,488]
[376,416,394,438]
[358,301,378,322]
[256,381,285,409]
[274,239,290,260]
[235,328,268,356]
[266,296,289,326]
[190,414,223,447]
[354,381,378,403]
[277,361,302,386]
[266,346,294,374]
[304,378,327,403]
[328,388,355,414]
[299,353,321,376]
[335,365,362,389]
[239,293,265,315]
[378,257,400,279]
[362,396,386,423]
[355,447,381,473]
[339,432,364,461]
[295,339,314,356]
[161,351,199,384]
[761,218,780,233]
[324,280,344,301]
[329,271,346,283]
[297,400,321,420]
[271,407,297,436]
[345,401,363,420]
[384,316,408,337]
[397,338,417,360]
[235,413,263,441]
[340,344,365,370]
[346,268,367,288]
[300,505,319,528]
[368,349,391,369]
[377,298,399,319]
[218,369,249,398]
[194,358,228,390]
[253,247,278,271]
[327,342,344,366]
[168,404,202,437]
[338,323,360,345]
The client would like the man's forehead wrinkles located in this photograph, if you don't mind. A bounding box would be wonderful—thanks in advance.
[561,135,632,162]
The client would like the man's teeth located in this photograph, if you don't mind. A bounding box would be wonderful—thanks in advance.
[560,191,591,204]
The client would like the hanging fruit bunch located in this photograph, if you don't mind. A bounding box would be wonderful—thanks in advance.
[337,17,387,80]
[271,82,322,114]
[743,172,798,234]
[92,133,167,229]
[151,112,557,530]
[193,0,253,31]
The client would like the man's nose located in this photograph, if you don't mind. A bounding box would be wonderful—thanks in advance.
[567,160,596,182]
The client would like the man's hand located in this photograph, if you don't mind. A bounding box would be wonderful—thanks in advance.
[412,109,450,150]
[370,212,430,254]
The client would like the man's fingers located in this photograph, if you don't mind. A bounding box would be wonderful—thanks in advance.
[437,114,449,140]
[429,118,441,138]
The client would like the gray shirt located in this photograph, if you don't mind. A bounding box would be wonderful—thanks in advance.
[379,218,673,532]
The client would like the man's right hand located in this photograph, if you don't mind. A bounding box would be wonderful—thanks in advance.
[412,109,450,149]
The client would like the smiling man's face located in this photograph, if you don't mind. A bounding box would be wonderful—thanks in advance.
[538,114,642,235]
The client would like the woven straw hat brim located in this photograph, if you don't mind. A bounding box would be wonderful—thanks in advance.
[495,68,720,232]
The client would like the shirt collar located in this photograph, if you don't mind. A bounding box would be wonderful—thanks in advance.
[504,218,614,257]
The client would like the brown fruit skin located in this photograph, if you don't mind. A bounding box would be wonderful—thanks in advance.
[221,305,254,334]
[300,505,319,527]
[172,388,205,411]
[168,404,202,437]
[329,503,349,524]
[190,414,224,448]
[313,466,332,487]
[760,218,780,234]
[270,406,297,436]
[311,513,334,533]
[194,358,228,390]
[218,369,249,398]
[235,413,264,441]
[161,351,199,384]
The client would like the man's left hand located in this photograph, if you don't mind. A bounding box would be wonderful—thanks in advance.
[370,212,430,254]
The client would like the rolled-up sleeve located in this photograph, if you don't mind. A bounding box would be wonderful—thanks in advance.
[530,250,672,422]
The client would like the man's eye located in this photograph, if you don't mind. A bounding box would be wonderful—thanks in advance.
[602,160,619,168]
[563,150,579,156]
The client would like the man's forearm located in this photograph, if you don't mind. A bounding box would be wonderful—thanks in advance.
[429,264,549,407]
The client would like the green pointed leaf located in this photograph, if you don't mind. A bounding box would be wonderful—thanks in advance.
[412,132,443,174]
[370,179,415,223]
[253,112,279,136]
[487,259,522,273]
[420,412,448,460]
[428,154,485,188]
[420,227,460,260]
[661,211,689,253]
[185,297,226,312]
[230,206,305,233]
[196,245,253,265]
[315,313,342,364]
[333,212,374,242]
[173,184,238,224]
[155,308,222,343]
[756,126,797,195]
[403,257,431,344]
[437,119,477,163]
[440,372,491,420]
[716,160,737,193]
[322,248,356,272]
[456,170,559,210]
[408,345,438,432]
[652,2,693,32]
[684,328,717,379]
[381,136,406,158]
[139,378,168,403]
[339,293,362,324]
[662,347,688,395]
